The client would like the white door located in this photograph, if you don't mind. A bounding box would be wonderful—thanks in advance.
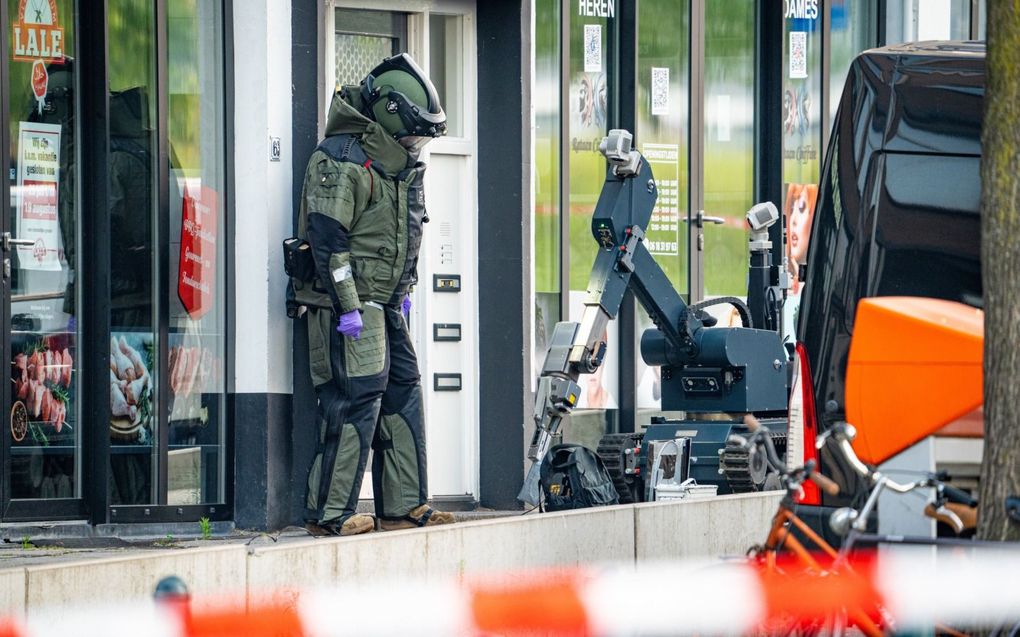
[328,1,479,504]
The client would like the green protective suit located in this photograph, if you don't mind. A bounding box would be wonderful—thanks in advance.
[296,88,430,526]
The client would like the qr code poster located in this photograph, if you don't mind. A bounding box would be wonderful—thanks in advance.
[584,24,602,73]
[789,31,808,79]
[651,67,670,116]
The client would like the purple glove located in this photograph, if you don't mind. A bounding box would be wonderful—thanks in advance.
[336,309,363,339]
[401,295,412,318]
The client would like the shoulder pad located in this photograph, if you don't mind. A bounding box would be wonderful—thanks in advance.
[317,134,369,166]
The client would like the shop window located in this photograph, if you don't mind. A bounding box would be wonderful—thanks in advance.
[634,0,690,416]
[781,1,823,337]
[167,0,227,506]
[703,0,755,299]
[6,0,81,500]
[566,1,618,442]
[635,0,689,295]
[533,0,561,377]
[428,14,463,138]
[108,0,158,505]
[829,0,877,123]
[884,0,975,43]
[107,0,227,508]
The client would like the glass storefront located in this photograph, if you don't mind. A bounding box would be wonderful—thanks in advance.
[636,0,689,295]
[2,0,230,522]
[567,2,617,443]
[107,0,157,506]
[166,0,227,506]
[532,0,619,446]
[531,0,981,434]
[534,0,560,380]
[703,0,754,299]
[6,0,81,501]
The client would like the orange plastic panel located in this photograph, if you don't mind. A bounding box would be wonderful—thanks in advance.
[845,297,983,464]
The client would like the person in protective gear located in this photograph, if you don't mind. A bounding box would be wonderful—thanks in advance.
[292,53,453,536]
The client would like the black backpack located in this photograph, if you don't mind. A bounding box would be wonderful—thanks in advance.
[540,444,620,511]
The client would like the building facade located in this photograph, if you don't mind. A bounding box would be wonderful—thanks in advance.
[0,0,982,529]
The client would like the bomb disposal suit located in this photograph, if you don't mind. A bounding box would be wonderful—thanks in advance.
[288,54,451,535]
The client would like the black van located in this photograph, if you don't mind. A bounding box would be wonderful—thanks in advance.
[793,41,984,510]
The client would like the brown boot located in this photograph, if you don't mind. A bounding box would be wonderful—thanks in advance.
[378,505,455,531]
[306,513,375,537]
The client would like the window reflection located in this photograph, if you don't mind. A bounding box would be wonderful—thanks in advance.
[167,0,226,505]
[636,0,689,294]
[7,0,81,499]
[106,0,227,507]
[567,5,617,441]
[108,0,157,505]
[534,0,561,378]
[703,0,754,298]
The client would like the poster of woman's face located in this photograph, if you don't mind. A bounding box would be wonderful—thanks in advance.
[784,182,818,296]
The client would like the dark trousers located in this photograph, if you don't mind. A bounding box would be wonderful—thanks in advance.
[304,304,428,524]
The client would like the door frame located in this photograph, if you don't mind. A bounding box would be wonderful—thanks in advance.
[325,0,481,501]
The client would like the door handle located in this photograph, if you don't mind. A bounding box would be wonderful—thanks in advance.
[682,211,726,228]
[2,232,35,251]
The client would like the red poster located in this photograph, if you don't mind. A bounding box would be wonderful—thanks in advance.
[177,186,217,319]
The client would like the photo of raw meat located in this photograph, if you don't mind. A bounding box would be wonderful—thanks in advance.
[169,344,215,397]
[10,335,74,443]
[109,333,153,441]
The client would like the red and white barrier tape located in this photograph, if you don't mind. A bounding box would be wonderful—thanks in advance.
[4,547,1020,636]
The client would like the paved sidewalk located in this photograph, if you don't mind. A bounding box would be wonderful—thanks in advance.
[0,509,518,569]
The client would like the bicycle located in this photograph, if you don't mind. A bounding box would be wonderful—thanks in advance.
[817,422,979,556]
[736,416,987,636]
[732,415,884,637]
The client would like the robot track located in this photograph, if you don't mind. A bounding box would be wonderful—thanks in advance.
[720,430,787,493]
[597,433,644,504]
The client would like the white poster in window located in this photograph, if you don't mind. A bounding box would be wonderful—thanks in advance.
[641,143,681,257]
[584,24,602,72]
[789,31,808,79]
[651,67,670,116]
[16,121,62,271]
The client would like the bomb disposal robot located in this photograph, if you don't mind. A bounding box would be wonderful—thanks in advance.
[520,130,791,506]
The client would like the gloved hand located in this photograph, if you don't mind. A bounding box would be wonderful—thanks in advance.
[401,294,412,318]
[336,309,363,339]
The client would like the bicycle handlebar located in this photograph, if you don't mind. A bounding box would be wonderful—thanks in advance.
[825,421,979,533]
[942,483,978,508]
[809,471,841,497]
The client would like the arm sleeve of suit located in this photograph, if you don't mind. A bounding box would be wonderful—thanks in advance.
[303,157,370,314]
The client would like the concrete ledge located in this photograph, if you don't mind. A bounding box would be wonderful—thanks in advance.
[423,505,635,577]
[247,529,430,605]
[635,492,783,560]
[1,493,786,617]
[22,544,247,621]
[247,505,635,604]
[0,569,25,617]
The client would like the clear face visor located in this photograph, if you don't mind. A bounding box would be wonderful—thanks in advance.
[387,54,443,115]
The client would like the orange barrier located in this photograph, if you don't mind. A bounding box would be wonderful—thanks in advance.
[845,297,983,464]
[4,548,1020,636]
